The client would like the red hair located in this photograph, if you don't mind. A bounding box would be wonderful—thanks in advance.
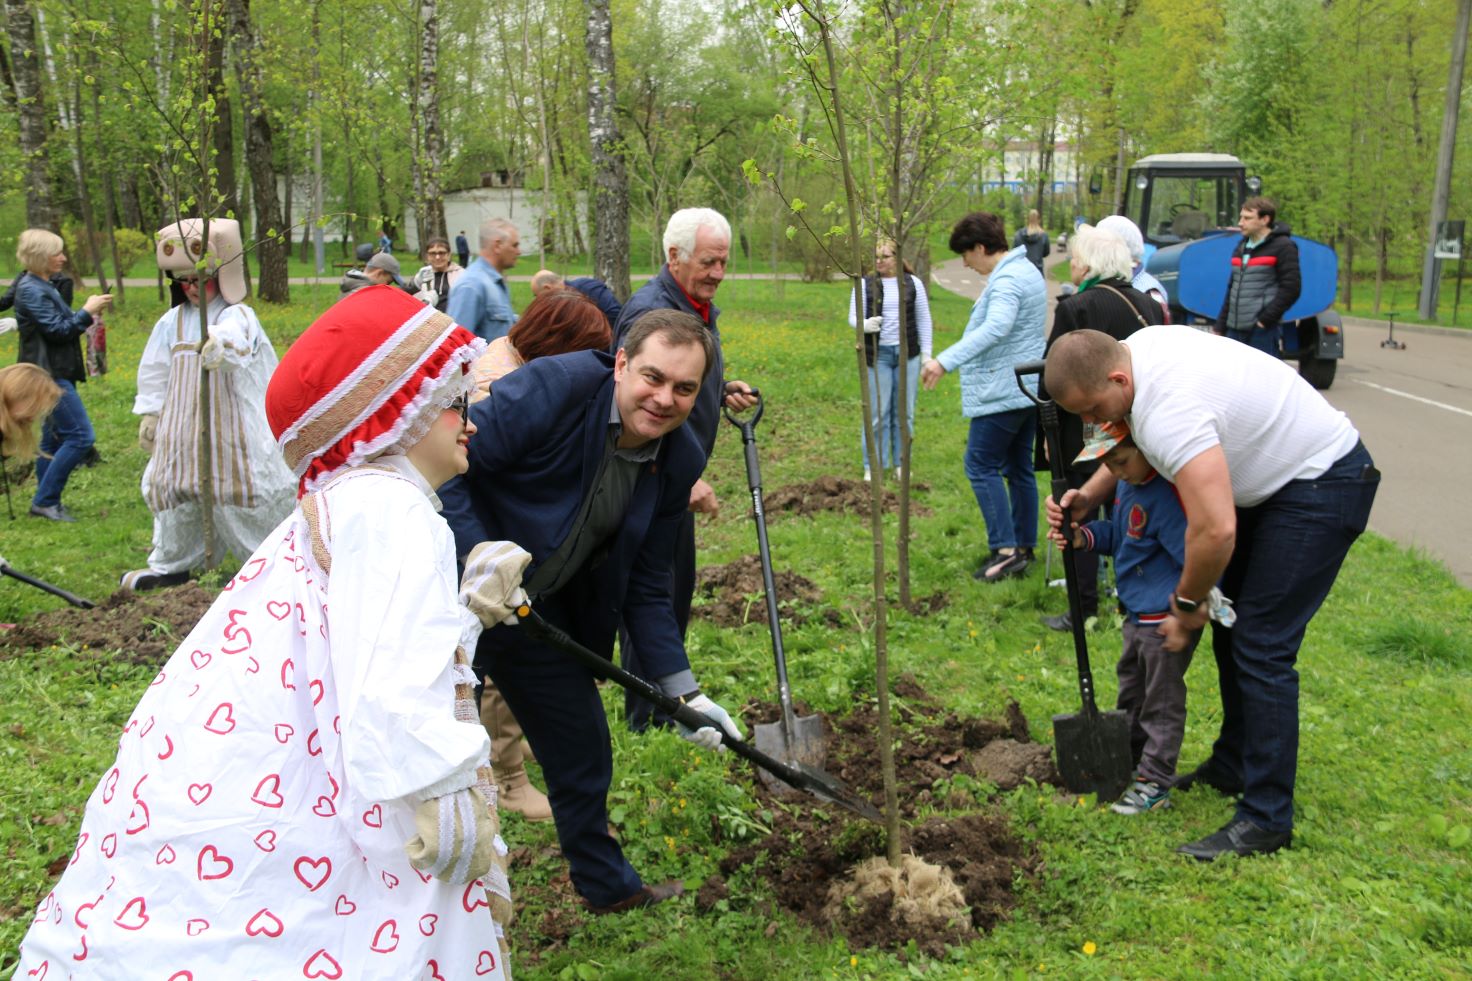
[508,289,611,362]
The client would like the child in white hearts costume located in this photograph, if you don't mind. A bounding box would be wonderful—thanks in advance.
[123,218,295,591]
[16,286,532,980]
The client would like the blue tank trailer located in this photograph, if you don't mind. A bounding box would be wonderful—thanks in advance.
[1125,153,1343,389]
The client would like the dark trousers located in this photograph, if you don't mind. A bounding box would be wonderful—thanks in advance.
[457,250,470,270]
[1118,619,1199,787]
[1204,442,1378,832]
[483,616,644,908]
[622,509,696,729]
[34,379,94,509]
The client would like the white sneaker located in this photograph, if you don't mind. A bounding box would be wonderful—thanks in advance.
[894,467,903,480]
[863,468,872,482]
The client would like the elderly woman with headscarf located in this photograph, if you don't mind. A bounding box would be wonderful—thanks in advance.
[11,229,112,521]
[1036,223,1165,631]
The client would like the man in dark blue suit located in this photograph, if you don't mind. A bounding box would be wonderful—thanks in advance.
[441,309,744,915]
[612,207,755,730]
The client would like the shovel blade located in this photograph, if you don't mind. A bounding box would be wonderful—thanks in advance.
[1052,708,1134,802]
[753,715,827,794]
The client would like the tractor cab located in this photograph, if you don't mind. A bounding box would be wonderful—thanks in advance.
[1123,153,1260,249]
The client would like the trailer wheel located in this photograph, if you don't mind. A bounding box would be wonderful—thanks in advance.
[1299,356,1337,390]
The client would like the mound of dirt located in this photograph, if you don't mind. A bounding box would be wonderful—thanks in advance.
[0,583,216,665]
[693,555,841,628]
[714,677,1056,955]
[762,475,932,519]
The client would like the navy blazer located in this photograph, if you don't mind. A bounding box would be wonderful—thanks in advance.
[613,266,725,461]
[439,350,704,680]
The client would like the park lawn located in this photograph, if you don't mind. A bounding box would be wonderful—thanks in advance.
[1,279,1470,978]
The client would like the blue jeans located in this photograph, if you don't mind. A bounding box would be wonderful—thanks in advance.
[964,407,1038,551]
[1205,442,1378,832]
[1226,325,1280,356]
[860,346,920,470]
[33,379,94,509]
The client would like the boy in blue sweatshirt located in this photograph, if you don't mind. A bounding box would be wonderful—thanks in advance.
[1066,422,1201,815]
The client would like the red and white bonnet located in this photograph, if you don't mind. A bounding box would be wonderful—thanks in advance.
[265,286,485,495]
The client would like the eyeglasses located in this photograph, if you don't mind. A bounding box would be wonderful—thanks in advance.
[176,276,200,286]
[427,250,449,257]
[447,395,470,426]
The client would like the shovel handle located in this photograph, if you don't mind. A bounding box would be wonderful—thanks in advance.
[0,563,96,609]
[1012,360,1100,716]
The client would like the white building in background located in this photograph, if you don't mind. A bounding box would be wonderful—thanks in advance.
[402,183,589,256]
[978,138,1081,196]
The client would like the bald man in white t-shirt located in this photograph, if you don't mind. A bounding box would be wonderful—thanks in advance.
[1043,326,1379,861]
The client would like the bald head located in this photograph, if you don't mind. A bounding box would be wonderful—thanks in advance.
[1045,330,1134,422]
[531,269,565,296]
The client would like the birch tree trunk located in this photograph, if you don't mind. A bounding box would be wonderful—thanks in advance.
[5,0,56,229]
[418,0,447,241]
[225,0,289,302]
[585,0,630,300]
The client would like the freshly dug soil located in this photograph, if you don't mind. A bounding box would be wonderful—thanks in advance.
[0,583,216,665]
[693,555,842,629]
[713,676,1055,955]
[762,475,932,519]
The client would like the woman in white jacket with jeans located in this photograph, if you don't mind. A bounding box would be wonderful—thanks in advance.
[922,212,1048,582]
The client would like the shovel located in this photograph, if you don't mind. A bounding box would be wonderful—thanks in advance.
[0,558,96,608]
[1014,361,1132,802]
[723,394,827,792]
[517,604,882,823]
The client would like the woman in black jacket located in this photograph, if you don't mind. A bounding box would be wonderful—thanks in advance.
[1038,222,1164,630]
[13,229,111,521]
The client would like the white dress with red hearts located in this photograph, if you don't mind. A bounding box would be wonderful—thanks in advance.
[16,459,508,980]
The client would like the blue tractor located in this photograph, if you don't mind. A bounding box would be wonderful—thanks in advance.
[1125,153,1343,389]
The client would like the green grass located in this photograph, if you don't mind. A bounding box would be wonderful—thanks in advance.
[3,280,1471,977]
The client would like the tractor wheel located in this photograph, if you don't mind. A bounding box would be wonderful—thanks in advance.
[1299,357,1337,390]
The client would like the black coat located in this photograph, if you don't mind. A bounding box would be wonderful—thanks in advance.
[1037,278,1164,472]
[14,272,92,383]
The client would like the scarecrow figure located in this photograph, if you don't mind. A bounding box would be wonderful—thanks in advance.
[123,218,295,590]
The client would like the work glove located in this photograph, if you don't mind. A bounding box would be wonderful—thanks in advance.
[200,333,229,371]
[461,540,533,627]
[660,685,743,751]
[1206,587,1236,628]
[403,785,498,884]
[862,315,883,334]
[0,317,16,335]
[138,414,159,455]
[418,288,439,309]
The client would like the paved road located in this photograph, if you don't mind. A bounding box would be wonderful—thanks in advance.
[930,256,1472,587]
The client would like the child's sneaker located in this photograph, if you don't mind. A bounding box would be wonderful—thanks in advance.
[1111,779,1171,815]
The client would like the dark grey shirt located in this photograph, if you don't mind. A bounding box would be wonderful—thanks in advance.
[526,400,661,597]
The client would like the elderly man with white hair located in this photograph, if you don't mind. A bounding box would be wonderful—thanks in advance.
[1097,214,1170,320]
[447,217,521,341]
[1035,222,1165,631]
[610,207,756,731]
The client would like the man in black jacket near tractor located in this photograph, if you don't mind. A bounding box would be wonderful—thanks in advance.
[1215,196,1301,356]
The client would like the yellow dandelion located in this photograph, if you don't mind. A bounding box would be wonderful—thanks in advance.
[849,955,857,967]
[1082,941,1097,955]
[664,835,676,850]
[679,798,687,808]
[1015,674,1025,681]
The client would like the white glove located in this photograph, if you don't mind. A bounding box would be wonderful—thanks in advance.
[0,317,16,335]
[461,540,533,627]
[138,414,159,455]
[862,315,883,334]
[200,333,226,370]
[1207,587,1236,627]
[419,288,439,309]
[676,693,743,751]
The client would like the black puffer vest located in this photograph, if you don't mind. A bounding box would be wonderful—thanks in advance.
[862,273,920,366]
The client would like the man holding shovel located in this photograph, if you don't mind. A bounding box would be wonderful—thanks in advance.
[1043,326,1378,860]
[440,309,745,914]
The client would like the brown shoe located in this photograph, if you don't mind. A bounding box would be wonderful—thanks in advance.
[498,772,552,822]
[587,880,684,916]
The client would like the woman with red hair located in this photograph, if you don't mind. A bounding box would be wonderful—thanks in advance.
[472,288,612,399]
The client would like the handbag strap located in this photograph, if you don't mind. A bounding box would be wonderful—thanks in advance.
[1096,284,1151,330]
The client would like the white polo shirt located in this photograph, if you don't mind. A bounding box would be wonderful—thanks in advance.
[1124,326,1360,507]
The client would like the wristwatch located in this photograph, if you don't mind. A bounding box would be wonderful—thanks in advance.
[1172,593,1202,614]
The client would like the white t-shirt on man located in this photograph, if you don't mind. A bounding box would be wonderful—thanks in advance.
[1124,326,1360,507]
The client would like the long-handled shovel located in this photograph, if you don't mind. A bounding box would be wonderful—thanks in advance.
[0,558,96,609]
[723,395,826,791]
[517,604,882,823]
[1013,361,1132,802]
